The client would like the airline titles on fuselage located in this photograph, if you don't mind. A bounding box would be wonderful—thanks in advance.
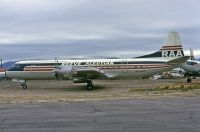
[63,61,114,66]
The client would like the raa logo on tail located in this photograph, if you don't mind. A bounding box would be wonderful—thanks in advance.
[162,50,183,57]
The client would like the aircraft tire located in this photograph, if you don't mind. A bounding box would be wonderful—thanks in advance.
[187,78,192,83]
[22,84,27,89]
[86,80,93,90]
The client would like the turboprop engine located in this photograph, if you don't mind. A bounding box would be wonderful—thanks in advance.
[54,65,73,79]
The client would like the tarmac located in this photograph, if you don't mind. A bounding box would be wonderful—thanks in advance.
[0,98,200,132]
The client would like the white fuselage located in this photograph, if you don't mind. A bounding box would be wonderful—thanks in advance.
[6,57,178,80]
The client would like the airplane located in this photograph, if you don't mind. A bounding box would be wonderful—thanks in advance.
[4,32,189,90]
[181,48,200,82]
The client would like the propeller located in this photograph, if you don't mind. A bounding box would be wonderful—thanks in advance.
[54,57,59,80]
[55,71,59,80]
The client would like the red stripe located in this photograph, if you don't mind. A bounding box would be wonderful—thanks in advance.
[24,70,54,72]
[97,65,170,70]
[25,66,56,68]
[160,48,183,50]
[24,69,55,72]
[95,64,170,67]
[24,68,55,71]
[162,45,182,47]
[0,69,6,72]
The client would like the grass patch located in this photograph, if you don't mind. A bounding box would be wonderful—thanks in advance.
[129,83,200,93]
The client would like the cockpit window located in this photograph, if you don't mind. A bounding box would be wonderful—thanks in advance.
[10,64,20,69]
[8,64,22,71]
[15,64,21,68]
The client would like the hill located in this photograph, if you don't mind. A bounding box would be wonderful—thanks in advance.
[2,61,16,70]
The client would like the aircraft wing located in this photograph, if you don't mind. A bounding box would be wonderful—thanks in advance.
[72,66,108,79]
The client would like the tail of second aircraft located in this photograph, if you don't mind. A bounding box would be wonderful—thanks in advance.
[137,32,184,58]
[189,48,195,60]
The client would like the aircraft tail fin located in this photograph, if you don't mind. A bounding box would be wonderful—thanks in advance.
[136,32,184,58]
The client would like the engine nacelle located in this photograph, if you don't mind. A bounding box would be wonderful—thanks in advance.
[54,65,73,77]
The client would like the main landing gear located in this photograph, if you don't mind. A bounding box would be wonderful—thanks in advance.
[86,80,94,90]
[19,79,94,90]
[187,76,192,83]
[21,80,28,89]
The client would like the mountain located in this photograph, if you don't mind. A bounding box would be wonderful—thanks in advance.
[2,61,16,70]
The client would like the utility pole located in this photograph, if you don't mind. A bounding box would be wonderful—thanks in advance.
[0,59,2,69]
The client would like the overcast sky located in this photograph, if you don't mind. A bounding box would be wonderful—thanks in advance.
[0,0,200,61]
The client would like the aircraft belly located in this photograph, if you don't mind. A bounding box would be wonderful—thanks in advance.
[6,71,55,80]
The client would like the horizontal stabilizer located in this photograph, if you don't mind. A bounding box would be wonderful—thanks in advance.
[167,56,190,65]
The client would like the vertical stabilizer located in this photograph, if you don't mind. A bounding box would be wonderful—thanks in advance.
[165,32,182,46]
[160,32,183,51]
[137,31,184,58]
[160,32,184,57]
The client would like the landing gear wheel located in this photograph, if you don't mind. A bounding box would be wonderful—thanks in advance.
[22,84,27,89]
[86,80,94,90]
[187,78,192,83]
[187,76,192,83]
[21,81,27,89]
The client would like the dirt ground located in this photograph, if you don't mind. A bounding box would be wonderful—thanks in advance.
[0,78,200,104]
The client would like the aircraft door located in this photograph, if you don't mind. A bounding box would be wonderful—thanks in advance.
[121,60,128,72]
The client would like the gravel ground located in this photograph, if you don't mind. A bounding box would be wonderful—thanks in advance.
[0,78,200,104]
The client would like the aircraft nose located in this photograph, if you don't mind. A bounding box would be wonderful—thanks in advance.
[0,72,6,79]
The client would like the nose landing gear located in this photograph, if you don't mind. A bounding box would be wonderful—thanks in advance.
[86,80,94,90]
[21,80,28,89]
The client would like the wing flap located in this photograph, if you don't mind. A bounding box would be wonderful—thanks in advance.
[72,66,107,79]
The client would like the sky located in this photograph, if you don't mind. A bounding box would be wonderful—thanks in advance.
[0,0,200,62]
